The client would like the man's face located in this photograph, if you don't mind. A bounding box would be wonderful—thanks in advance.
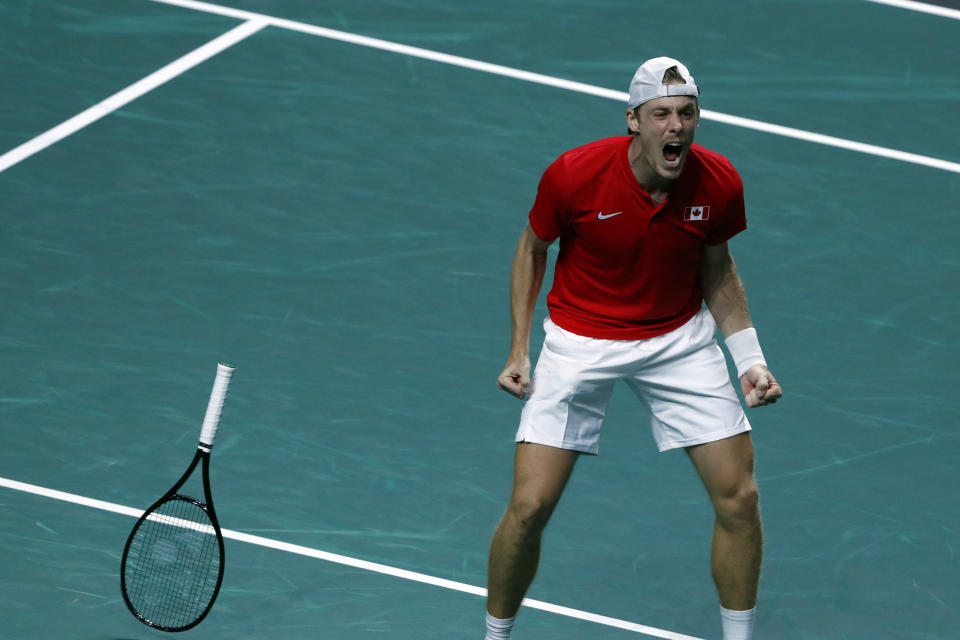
[626,95,700,182]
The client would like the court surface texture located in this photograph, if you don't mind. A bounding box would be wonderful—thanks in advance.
[1,1,958,638]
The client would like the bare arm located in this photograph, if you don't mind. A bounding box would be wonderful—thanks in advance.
[498,223,552,399]
[699,242,782,408]
[699,241,752,337]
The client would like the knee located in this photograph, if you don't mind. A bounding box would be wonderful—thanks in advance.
[503,494,558,539]
[713,481,760,529]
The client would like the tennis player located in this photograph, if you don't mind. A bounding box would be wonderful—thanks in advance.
[484,57,781,640]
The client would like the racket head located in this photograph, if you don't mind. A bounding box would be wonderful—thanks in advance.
[120,485,225,631]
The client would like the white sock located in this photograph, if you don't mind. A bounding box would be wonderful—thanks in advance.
[720,606,756,640]
[484,611,515,640]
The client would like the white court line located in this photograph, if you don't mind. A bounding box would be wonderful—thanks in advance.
[144,511,217,535]
[0,475,704,640]
[698,109,960,173]
[865,0,960,19]
[0,18,269,174]
[143,0,960,175]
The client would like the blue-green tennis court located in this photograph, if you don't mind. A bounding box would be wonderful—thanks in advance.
[1,1,958,638]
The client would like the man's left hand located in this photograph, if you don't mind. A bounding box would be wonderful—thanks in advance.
[741,365,782,408]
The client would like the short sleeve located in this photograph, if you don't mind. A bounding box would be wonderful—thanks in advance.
[528,155,570,242]
[705,168,747,245]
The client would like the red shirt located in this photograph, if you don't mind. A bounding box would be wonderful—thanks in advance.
[529,136,746,339]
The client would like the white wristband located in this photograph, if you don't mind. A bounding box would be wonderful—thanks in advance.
[724,327,766,379]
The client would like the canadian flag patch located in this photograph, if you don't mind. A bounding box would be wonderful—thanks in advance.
[683,206,710,221]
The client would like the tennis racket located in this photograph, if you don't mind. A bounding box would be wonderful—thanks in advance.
[120,363,236,631]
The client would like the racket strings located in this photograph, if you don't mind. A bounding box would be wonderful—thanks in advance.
[123,497,221,629]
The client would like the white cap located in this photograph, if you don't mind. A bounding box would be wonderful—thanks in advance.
[627,56,699,109]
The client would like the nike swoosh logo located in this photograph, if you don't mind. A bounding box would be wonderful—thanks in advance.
[597,211,623,220]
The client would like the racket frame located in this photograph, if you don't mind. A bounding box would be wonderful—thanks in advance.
[120,364,234,632]
[120,445,226,632]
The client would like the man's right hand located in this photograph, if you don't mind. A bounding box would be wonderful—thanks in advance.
[497,357,531,399]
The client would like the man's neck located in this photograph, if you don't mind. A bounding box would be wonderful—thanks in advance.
[627,137,674,203]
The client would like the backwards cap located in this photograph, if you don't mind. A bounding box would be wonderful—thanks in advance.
[627,57,698,109]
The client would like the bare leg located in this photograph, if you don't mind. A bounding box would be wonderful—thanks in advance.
[486,443,579,618]
[686,432,763,610]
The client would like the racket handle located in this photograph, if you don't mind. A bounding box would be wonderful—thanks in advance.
[199,363,236,449]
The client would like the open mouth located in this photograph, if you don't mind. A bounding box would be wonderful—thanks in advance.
[662,142,683,167]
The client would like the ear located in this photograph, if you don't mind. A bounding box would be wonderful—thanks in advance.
[625,107,640,134]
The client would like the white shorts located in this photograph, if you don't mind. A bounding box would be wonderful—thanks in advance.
[515,308,750,453]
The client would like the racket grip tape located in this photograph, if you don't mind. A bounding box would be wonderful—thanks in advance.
[199,363,236,449]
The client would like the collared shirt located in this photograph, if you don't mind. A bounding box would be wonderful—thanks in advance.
[529,136,746,339]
